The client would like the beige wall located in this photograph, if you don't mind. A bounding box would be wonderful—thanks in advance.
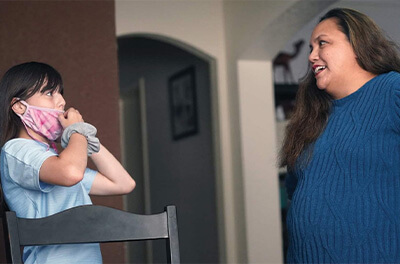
[237,60,283,263]
[115,0,336,263]
[114,1,291,262]
[223,1,336,262]
[223,0,295,59]
[115,1,237,262]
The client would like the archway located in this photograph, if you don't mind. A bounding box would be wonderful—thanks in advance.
[118,34,220,263]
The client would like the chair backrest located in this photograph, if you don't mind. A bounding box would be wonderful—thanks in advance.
[5,205,180,264]
[1,210,11,263]
[0,186,11,263]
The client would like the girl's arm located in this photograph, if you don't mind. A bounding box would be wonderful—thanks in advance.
[40,108,88,186]
[88,144,135,195]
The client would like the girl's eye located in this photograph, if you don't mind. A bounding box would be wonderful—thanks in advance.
[46,92,53,96]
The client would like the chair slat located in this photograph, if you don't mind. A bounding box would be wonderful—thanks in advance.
[18,205,168,245]
[5,205,180,263]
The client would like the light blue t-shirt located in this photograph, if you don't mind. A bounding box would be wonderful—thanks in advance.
[1,138,103,264]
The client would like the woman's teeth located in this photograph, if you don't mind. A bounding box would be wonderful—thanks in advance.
[314,66,326,74]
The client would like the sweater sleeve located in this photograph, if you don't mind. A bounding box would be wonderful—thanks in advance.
[389,72,400,132]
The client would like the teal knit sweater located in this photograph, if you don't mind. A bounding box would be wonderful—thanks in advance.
[286,71,400,263]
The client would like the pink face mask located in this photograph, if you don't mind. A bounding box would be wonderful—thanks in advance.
[17,100,64,142]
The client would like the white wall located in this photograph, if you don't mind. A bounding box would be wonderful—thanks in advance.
[115,1,236,262]
[223,0,337,61]
[237,60,283,263]
[223,0,295,60]
[115,0,334,262]
[116,0,390,263]
[222,1,336,262]
[222,3,299,262]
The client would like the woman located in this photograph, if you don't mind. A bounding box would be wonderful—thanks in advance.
[280,8,400,263]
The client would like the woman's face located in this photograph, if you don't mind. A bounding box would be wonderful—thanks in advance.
[309,18,362,99]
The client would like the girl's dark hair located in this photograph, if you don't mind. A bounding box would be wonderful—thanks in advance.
[279,8,400,170]
[0,62,64,147]
[0,61,64,213]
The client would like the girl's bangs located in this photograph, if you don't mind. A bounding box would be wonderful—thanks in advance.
[37,72,64,95]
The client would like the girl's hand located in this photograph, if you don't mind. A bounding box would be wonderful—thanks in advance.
[59,107,84,128]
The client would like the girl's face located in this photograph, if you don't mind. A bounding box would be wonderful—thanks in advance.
[309,18,362,99]
[25,82,65,111]
[11,79,66,142]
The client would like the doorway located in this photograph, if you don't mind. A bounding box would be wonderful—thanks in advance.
[118,35,219,263]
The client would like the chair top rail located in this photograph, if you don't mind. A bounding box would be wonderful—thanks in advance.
[11,205,170,246]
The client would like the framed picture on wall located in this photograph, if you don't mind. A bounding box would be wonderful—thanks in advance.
[168,66,198,140]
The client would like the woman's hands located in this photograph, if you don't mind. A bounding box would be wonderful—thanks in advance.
[58,107,84,129]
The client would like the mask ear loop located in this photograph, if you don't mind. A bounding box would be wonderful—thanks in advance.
[10,97,21,107]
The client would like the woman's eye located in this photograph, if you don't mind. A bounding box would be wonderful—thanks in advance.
[46,92,53,96]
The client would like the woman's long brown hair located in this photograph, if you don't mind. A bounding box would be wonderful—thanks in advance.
[279,8,400,170]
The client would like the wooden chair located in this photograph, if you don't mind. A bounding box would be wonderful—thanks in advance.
[0,202,11,263]
[5,205,180,264]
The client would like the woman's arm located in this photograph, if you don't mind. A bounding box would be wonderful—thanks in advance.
[89,144,135,195]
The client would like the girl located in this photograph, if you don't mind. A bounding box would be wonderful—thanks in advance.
[280,8,400,263]
[0,62,136,263]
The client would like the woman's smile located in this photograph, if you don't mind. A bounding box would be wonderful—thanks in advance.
[312,65,327,76]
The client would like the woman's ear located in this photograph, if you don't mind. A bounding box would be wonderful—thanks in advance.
[11,98,26,115]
